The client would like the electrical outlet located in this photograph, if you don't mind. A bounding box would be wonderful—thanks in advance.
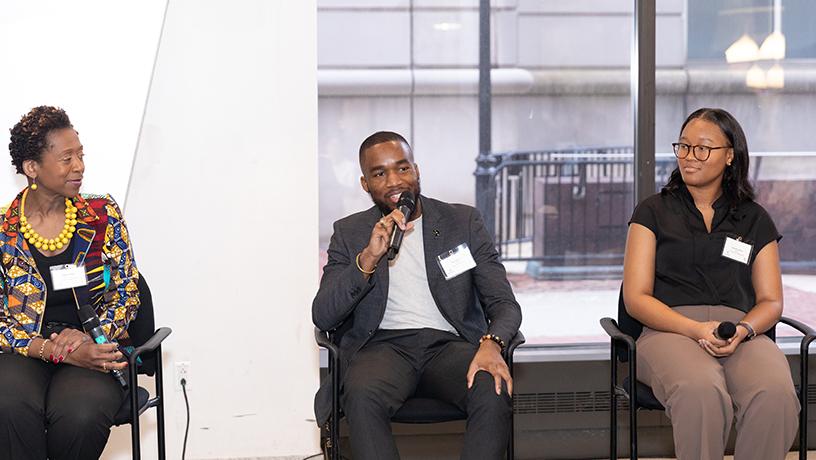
[175,361,191,391]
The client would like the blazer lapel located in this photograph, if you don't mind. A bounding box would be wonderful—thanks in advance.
[420,196,451,305]
[71,227,95,267]
[69,195,105,304]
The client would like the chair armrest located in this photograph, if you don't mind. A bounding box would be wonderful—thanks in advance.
[778,316,816,363]
[600,317,636,350]
[779,316,816,341]
[314,327,339,358]
[129,327,172,366]
[505,330,525,361]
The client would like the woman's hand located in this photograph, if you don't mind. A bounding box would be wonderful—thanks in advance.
[49,328,91,364]
[62,342,127,372]
[700,326,750,357]
[690,320,728,347]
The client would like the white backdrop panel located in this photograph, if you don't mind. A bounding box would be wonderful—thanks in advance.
[123,0,320,458]
[0,0,165,205]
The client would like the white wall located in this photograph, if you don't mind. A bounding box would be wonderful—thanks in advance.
[122,1,320,459]
[2,1,320,459]
[0,0,165,203]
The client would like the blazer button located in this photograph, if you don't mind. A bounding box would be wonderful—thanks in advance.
[368,330,374,335]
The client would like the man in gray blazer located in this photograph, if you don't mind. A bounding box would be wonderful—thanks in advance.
[313,131,522,459]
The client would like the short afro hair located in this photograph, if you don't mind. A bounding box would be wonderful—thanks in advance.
[9,106,73,174]
[359,131,412,168]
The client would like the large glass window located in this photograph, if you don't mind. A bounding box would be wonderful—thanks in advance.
[318,1,641,346]
[485,2,639,345]
[688,0,816,60]
[317,0,816,346]
[658,0,816,338]
[318,0,480,243]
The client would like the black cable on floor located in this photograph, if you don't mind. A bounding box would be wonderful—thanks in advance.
[301,452,350,460]
[181,378,190,460]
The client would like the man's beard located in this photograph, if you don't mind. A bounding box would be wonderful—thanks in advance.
[370,183,421,216]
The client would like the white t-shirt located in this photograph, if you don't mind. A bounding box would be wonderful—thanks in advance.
[379,216,457,333]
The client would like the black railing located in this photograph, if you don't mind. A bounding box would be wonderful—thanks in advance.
[476,147,786,278]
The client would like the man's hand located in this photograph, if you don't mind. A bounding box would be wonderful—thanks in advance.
[358,208,414,274]
[467,340,512,396]
[49,328,91,364]
[62,342,127,373]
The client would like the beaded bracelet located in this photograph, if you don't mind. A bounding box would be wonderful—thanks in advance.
[38,339,50,362]
[479,333,505,350]
[355,253,376,275]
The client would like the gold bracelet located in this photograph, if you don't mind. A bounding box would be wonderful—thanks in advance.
[38,339,50,362]
[355,252,376,275]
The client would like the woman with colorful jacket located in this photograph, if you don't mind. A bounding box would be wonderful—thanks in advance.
[0,106,140,460]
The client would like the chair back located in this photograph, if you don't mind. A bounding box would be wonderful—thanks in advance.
[126,274,158,376]
[616,286,642,363]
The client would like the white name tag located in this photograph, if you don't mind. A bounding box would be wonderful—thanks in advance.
[722,237,752,265]
[50,264,88,291]
[437,243,477,280]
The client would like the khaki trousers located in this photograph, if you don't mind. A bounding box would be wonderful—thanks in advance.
[637,305,800,460]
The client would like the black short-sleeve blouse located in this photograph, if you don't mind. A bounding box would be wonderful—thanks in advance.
[629,185,781,313]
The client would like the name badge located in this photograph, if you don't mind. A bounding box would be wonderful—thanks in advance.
[437,243,477,280]
[50,264,88,291]
[722,237,752,265]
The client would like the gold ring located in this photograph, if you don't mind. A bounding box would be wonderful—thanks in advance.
[102,362,107,371]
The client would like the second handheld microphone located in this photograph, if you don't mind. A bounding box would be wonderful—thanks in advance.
[77,303,128,388]
[715,321,737,340]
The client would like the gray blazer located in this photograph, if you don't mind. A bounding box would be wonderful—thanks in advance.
[312,195,522,425]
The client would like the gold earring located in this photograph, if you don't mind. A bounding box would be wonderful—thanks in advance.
[30,178,38,191]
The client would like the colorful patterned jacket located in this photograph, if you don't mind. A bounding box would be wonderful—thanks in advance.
[0,189,139,356]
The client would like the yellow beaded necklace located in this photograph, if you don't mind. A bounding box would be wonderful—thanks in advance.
[19,187,78,252]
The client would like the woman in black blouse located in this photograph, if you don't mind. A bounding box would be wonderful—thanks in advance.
[623,108,799,460]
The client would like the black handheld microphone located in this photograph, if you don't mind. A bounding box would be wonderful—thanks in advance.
[387,191,416,261]
[715,321,737,340]
[77,303,128,388]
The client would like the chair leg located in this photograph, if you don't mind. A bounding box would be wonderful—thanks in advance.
[507,407,514,460]
[628,349,638,460]
[800,342,809,460]
[131,419,140,460]
[610,341,618,460]
[156,349,167,460]
[130,365,140,460]
[330,415,340,460]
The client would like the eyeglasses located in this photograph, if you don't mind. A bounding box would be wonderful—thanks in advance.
[671,142,731,161]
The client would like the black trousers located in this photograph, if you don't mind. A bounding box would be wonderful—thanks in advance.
[0,353,125,460]
[341,328,512,460]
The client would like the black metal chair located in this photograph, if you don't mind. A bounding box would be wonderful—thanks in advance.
[112,274,172,460]
[601,289,816,460]
[315,328,525,460]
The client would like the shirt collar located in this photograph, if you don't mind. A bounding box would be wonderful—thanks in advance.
[676,183,729,211]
